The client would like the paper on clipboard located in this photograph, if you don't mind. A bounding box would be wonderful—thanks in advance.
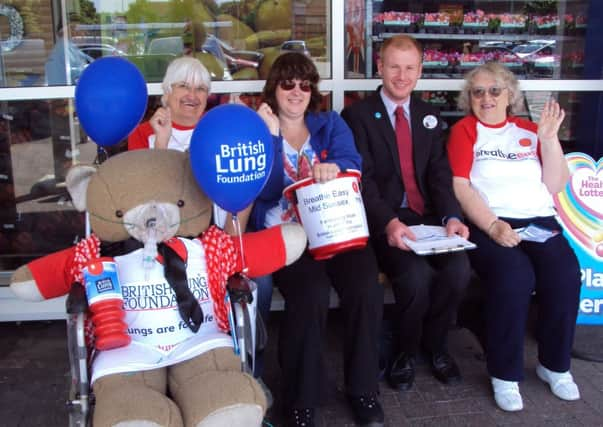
[402,225,476,255]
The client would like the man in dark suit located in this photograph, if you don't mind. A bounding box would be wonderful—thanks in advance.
[341,35,471,391]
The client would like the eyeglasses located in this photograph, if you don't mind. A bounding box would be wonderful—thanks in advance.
[470,86,506,99]
[279,80,313,92]
[172,82,208,94]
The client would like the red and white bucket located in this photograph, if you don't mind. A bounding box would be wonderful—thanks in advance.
[284,169,369,260]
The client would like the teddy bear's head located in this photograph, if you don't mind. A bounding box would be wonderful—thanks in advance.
[66,149,212,244]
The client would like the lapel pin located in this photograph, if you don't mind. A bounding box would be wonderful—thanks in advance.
[374,112,382,119]
[423,114,437,129]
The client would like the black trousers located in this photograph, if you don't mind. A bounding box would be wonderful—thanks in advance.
[374,210,471,354]
[467,216,581,381]
[273,243,383,410]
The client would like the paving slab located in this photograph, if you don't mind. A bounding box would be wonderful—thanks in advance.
[0,310,601,427]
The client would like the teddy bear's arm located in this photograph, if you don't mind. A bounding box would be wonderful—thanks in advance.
[238,223,306,278]
[10,246,78,301]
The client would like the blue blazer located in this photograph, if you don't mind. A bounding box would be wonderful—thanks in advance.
[250,111,361,230]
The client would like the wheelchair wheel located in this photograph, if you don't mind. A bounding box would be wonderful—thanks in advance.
[66,311,92,426]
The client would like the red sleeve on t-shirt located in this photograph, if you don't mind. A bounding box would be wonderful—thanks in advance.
[127,121,154,151]
[447,115,478,179]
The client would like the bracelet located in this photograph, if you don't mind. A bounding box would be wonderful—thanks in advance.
[487,219,499,237]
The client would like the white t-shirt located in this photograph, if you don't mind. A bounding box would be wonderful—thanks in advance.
[91,238,232,383]
[448,115,555,218]
[148,126,194,151]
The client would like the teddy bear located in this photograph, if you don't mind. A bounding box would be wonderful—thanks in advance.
[10,148,307,427]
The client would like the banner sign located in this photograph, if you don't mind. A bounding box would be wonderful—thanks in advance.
[553,152,603,324]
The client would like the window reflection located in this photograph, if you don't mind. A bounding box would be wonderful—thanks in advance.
[0,0,331,88]
[0,99,94,270]
[349,0,590,79]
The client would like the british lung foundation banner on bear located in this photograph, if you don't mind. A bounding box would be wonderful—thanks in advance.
[553,153,603,325]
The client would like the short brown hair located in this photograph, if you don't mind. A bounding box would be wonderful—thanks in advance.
[262,52,322,114]
[380,35,423,59]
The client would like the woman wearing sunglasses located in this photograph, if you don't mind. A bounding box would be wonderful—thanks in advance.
[447,62,581,412]
[251,52,384,427]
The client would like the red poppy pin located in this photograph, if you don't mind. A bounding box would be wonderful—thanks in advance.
[320,149,328,160]
[519,138,532,147]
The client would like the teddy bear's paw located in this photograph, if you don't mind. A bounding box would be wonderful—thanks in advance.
[10,266,44,301]
[195,403,264,427]
[281,222,307,265]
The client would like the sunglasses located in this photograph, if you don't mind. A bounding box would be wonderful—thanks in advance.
[470,86,506,99]
[279,80,313,92]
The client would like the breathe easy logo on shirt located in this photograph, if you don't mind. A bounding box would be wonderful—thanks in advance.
[475,137,537,162]
[475,146,538,161]
[474,121,539,162]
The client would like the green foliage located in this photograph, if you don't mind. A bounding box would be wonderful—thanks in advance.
[523,1,557,15]
[167,0,195,22]
[78,0,99,24]
[488,17,501,32]
[125,0,159,24]
[19,2,42,34]
[202,0,220,16]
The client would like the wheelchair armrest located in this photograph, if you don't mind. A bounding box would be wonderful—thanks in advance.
[226,273,254,305]
[66,282,89,314]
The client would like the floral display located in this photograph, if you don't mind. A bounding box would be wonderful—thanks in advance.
[462,10,489,28]
[423,12,450,27]
[423,49,450,68]
[499,13,527,28]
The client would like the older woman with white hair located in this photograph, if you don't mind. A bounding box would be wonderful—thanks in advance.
[128,56,211,151]
[447,61,581,412]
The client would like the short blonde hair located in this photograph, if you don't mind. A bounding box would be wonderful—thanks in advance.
[457,61,524,115]
[161,57,211,106]
[380,34,423,59]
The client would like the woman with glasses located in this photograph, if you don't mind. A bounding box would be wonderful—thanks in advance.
[250,52,384,427]
[128,56,210,151]
[447,61,581,412]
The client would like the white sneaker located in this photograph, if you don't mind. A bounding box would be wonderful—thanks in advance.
[536,364,580,401]
[491,377,523,411]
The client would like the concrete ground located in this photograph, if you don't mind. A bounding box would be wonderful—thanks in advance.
[0,310,602,427]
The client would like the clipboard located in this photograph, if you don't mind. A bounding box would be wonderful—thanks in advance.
[402,225,477,256]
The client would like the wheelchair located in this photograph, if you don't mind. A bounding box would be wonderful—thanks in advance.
[64,273,262,426]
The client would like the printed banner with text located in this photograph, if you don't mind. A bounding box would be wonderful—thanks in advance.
[553,152,603,324]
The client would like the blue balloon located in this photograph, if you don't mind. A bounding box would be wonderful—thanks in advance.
[190,104,274,213]
[75,57,147,147]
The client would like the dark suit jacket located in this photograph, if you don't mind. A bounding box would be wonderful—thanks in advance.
[341,89,463,236]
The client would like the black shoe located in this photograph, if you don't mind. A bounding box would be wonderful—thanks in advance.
[387,352,415,391]
[347,394,384,426]
[430,352,462,385]
[286,407,315,427]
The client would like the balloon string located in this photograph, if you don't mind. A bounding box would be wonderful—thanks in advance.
[231,214,248,276]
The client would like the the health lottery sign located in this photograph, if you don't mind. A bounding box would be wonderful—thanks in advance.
[553,153,603,325]
[189,104,274,213]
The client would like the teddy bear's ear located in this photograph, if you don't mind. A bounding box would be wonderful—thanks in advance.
[66,165,98,212]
